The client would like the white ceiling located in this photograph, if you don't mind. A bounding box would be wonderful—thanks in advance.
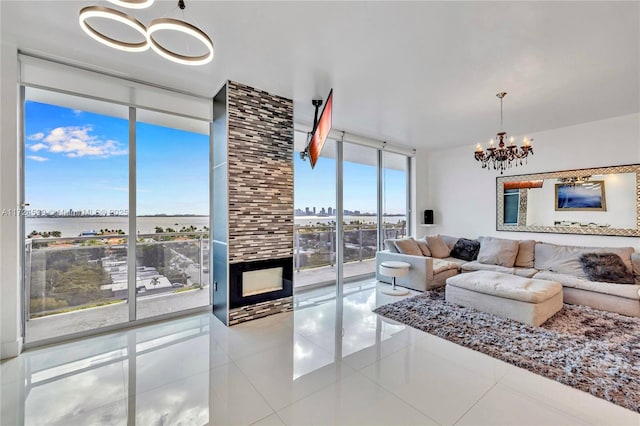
[2,1,638,151]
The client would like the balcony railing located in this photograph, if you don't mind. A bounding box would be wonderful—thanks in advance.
[25,232,209,321]
[24,222,406,324]
[294,222,406,272]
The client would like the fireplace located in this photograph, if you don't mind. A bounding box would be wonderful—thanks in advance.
[229,257,293,309]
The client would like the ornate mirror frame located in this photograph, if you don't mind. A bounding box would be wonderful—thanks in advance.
[496,164,640,237]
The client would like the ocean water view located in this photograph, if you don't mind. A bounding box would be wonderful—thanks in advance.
[25,215,406,237]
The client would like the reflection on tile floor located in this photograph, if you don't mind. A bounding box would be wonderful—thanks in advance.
[2,279,639,425]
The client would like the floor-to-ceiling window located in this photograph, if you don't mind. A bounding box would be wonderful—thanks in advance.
[22,77,212,344]
[343,143,378,280]
[293,130,411,289]
[294,133,337,288]
[382,151,408,240]
[24,89,131,342]
[135,109,210,319]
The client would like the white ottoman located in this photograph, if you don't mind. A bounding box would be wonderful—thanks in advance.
[379,261,410,296]
[445,270,563,327]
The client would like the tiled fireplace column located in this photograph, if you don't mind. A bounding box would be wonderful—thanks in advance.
[212,81,294,326]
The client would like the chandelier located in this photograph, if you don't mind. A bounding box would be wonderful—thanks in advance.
[79,0,214,66]
[474,92,533,174]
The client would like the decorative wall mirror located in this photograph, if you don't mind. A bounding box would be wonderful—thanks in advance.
[496,164,640,237]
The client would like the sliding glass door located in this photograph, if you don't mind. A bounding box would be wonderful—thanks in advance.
[293,130,411,290]
[23,88,212,344]
[382,151,408,240]
[135,109,211,319]
[293,134,337,289]
[24,88,130,342]
[343,143,378,280]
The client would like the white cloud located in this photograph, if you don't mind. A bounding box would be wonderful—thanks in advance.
[28,132,45,141]
[33,126,127,158]
[72,109,83,116]
[29,143,48,152]
[27,155,48,162]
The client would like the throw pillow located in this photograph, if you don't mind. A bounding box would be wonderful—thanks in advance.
[450,238,480,261]
[579,253,635,284]
[384,239,399,253]
[632,252,640,284]
[426,235,451,258]
[394,238,423,256]
[514,240,536,268]
[415,238,432,257]
[477,236,519,267]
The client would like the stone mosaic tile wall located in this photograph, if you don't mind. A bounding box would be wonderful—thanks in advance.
[228,296,293,325]
[227,80,294,264]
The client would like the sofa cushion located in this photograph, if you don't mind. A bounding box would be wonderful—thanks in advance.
[461,261,538,278]
[447,271,561,304]
[433,258,460,275]
[450,238,480,261]
[394,238,423,256]
[514,240,536,268]
[442,257,468,267]
[415,238,432,257]
[534,242,634,279]
[477,236,520,267]
[579,253,634,284]
[426,235,451,258]
[632,253,640,284]
[384,239,399,253]
[533,271,640,300]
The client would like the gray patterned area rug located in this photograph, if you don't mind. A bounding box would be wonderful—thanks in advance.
[373,289,640,413]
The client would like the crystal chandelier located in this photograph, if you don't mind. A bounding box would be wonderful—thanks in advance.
[474,92,533,174]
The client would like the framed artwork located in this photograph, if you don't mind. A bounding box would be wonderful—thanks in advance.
[555,181,606,211]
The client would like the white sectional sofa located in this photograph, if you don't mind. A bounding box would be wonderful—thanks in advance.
[376,235,640,317]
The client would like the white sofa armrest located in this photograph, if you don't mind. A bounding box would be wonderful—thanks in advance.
[375,250,434,292]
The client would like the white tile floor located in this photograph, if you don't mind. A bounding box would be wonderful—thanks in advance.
[1,279,639,426]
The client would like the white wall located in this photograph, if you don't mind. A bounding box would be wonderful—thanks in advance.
[0,41,22,359]
[418,113,640,248]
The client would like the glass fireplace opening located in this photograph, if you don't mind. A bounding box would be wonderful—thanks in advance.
[242,267,284,297]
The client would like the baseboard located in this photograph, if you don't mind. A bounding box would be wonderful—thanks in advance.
[1,337,23,360]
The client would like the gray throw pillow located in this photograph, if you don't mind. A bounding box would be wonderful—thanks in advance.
[477,236,519,267]
[394,238,423,256]
[450,238,480,261]
[579,253,635,284]
[632,253,640,284]
[384,239,399,253]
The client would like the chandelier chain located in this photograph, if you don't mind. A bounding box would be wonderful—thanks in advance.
[500,95,503,131]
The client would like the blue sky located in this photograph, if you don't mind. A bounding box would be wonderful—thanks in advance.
[294,155,407,215]
[25,101,209,215]
[26,101,406,215]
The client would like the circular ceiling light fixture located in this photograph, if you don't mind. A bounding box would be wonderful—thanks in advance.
[106,0,155,9]
[147,18,214,66]
[79,6,149,52]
